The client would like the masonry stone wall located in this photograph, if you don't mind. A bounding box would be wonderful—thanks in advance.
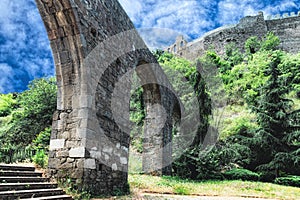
[35,0,179,195]
[167,11,300,60]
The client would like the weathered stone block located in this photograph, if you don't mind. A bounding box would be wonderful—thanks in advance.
[56,150,69,158]
[49,139,65,150]
[69,147,88,158]
[84,159,96,169]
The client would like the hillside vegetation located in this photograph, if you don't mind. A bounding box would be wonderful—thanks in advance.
[0,77,56,166]
[0,33,299,195]
[130,32,300,186]
[149,32,300,185]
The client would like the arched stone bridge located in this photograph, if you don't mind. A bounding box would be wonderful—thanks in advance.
[35,0,181,195]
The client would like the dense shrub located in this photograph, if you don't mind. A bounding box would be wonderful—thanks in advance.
[223,168,259,181]
[0,77,56,163]
[32,127,51,152]
[259,172,276,182]
[33,149,48,168]
[274,176,300,187]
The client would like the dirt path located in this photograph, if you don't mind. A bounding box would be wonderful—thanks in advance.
[93,193,277,200]
[136,193,277,200]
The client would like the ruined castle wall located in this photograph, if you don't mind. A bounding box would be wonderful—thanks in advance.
[204,12,267,55]
[169,12,300,61]
[266,16,300,54]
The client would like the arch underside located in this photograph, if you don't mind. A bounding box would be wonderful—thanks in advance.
[35,0,180,195]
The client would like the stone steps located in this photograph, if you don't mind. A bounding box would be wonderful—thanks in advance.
[0,176,49,183]
[0,164,73,200]
[0,188,65,199]
[21,195,74,200]
[0,170,43,177]
[0,182,58,191]
[0,164,35,172]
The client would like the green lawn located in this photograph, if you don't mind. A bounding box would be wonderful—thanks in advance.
[127,174,300,200]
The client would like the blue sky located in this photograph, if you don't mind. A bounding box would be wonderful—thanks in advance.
[0,0,299,93]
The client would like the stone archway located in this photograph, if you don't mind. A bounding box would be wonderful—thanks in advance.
[35,0,180,195]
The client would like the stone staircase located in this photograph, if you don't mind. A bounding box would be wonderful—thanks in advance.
[0,164,73,200]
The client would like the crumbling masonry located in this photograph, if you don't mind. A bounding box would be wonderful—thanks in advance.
[167,11,300,60]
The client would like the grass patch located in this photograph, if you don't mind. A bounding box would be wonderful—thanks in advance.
[128,148,143,174]
[128,174,300,200]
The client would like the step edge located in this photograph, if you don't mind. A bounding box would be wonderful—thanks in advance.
[0,188,64,194]
[20,194,73,200]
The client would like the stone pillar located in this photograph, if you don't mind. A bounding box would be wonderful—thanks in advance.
[142,85,174,176]
[35,0,177,196]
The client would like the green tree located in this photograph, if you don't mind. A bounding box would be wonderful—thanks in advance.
[0,93,17,117]
[251,51,300,176]
[245,36,261,54]
[0,77,57,163]
[156,53,212,179]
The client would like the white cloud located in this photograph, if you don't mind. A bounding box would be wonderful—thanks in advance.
[119,0,299,49]
[217,0,299,25]
[0,63,14,93]
[0,0,299,93]
[0,0,54,93]
[119,0,218,47]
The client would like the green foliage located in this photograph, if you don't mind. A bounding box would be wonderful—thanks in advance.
[0,145,33,164]
[224,43,243,67]
[245,32,280,56]
[259,172,276,182]
[250,51,300,174]
[261,32,280,51]
[222,51,271,105]
[0,93,17,117]
[173,184,191,195]
[223,168,259,181]
[279,53,300,97]
[221,115,258,139]
[156,33,299,181]
[129,72,145,153]
[32,127,51,151]
[173,145,223,180]
[245,36,261,54]
[275,176,300,187]
[33,149,48,168]
[156,53,213,179]
[0,77,57,163]
[220,32,282,105]
[189,32,300,180]
[17,77,57,127]
[58,177,91,200]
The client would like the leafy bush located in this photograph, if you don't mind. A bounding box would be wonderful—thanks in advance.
[32,127,51,151]
[0,93,17,117]
[0,145,33,164]
[221,115,257,139]
[0,77,56,164]
[259,172,276,182]
[33,149,48,168]
[223,168,259,181]
[173,146,224,181]
[275,176,300,187]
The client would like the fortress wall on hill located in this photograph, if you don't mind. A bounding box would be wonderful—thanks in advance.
[166,12,300,60]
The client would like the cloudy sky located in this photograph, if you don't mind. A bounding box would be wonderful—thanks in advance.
[0,0,299,93]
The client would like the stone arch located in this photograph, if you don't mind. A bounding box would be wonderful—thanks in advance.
[35,0,180,195]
